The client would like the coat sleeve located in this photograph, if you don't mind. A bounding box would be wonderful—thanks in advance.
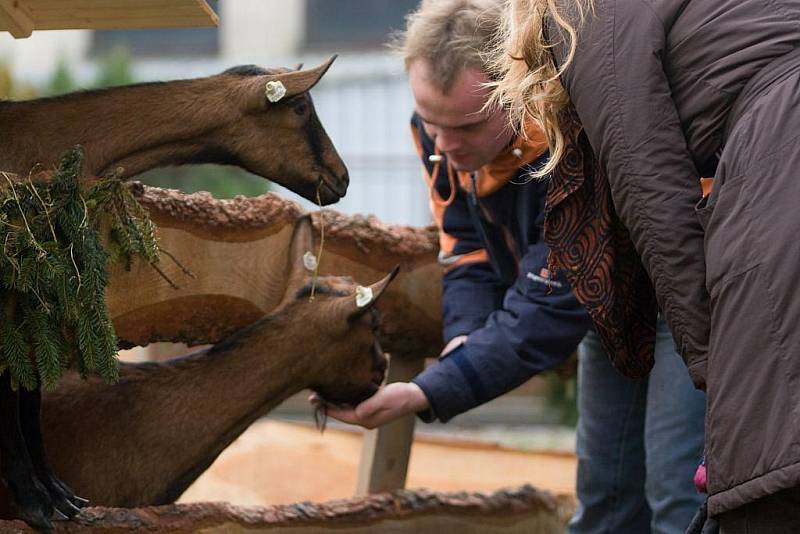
[556,1,710,387]
[412,241,592,422]
[439,232,507,342]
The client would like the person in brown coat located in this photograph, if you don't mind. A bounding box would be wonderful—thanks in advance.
[492,0,800,531]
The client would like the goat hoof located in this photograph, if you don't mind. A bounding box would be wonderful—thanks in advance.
[52,496,81,519]
[52,507,69,521]
[8,477,55,531]
[70,495,90,508]
[46,474,88,512]
[18,508,54,532]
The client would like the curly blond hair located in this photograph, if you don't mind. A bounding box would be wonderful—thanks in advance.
[489,0,594,176]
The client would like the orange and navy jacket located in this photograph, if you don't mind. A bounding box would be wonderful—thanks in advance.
[409,113,592,423]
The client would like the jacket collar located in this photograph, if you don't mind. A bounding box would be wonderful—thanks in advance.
[460,119,549,197]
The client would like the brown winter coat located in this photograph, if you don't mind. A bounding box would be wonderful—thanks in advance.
[547,0,800,516]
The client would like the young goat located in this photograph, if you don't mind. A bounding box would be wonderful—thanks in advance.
[0,267,394,526]
[0,198,438,515]
[0,57,348,204]
[32,270,394,510]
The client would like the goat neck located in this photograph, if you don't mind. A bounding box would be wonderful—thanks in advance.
[1,77,237,177]
[42,309,314,507]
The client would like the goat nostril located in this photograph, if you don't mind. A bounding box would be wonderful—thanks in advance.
[332,174,348,197]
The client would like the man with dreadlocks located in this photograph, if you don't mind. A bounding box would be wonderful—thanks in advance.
[321,1,705,532]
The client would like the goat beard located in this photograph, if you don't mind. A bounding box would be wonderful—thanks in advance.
[313,402,328,433]
[311,380,382,434]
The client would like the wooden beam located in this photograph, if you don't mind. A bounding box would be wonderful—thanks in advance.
[1,0,218,36]
[193,0,219,27]
[355,354,427,496]
[0,0,34,38]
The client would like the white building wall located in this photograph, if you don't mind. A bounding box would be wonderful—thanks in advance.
[219,0,306,62]
[0,29,90,84]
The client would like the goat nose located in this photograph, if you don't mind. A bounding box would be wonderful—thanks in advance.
[336,171,349,194]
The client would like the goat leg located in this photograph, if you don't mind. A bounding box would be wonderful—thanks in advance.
[0,374,54,530]
[19,385,87,517]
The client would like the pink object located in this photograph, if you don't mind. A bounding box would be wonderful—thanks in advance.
[693,462,707,493]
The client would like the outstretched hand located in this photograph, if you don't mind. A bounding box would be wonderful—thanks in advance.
[310,382,430,430]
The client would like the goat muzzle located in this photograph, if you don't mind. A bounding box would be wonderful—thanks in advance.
[316,174,348,205]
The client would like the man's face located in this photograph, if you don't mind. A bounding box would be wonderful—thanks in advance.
[409,61,513,172]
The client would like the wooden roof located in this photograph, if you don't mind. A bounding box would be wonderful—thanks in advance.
[0,0,218,39]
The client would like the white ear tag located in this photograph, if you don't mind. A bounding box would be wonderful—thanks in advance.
[303,251,318,272]
[265,80,287,103]
[355,285,374,308]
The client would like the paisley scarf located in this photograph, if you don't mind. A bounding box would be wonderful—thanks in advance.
[544,106,659,378]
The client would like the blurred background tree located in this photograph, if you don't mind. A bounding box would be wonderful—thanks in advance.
[544,374,578,427]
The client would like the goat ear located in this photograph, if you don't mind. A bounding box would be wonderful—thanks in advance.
[279,215,316,306]
[263,55,336,100]
[345,265,400,323]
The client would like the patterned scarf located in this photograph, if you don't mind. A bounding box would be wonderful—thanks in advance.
[544,107,659,378]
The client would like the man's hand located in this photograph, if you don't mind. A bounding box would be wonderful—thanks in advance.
[310,382,430,429]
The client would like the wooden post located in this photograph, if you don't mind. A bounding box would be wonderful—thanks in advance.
[356,353,426,496]
[0,0,34,38]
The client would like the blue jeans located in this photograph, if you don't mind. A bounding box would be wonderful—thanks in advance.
[568,319,706,534]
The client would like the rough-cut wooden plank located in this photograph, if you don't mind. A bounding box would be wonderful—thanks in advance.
[1,0,217,36]
[0,0,34,38]
[0,486,573,533]
[106,184,443,360]
[356,355,426,496]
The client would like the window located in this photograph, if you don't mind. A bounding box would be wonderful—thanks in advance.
[92,0,220,57]
[304,0,418,51]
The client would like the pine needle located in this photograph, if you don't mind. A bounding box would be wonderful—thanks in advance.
[0,147,162,389]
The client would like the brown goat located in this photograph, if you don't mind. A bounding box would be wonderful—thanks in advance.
[0,186,439,518]
[33,268,395,509]
[0,58,348,204]
[0,188,438,514]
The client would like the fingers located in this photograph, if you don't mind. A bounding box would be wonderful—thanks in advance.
[324,404,362,426]
[308,394,388,429]
[307,393,374,427]
[308,383,427,430]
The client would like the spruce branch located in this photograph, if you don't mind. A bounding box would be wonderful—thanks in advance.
[0,147,163,389]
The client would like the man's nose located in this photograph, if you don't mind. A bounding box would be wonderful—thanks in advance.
[435,129,462,153]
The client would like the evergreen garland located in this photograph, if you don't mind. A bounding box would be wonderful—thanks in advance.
[0,147,160,390]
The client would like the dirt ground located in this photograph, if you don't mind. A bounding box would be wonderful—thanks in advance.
[177,419,577,507]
